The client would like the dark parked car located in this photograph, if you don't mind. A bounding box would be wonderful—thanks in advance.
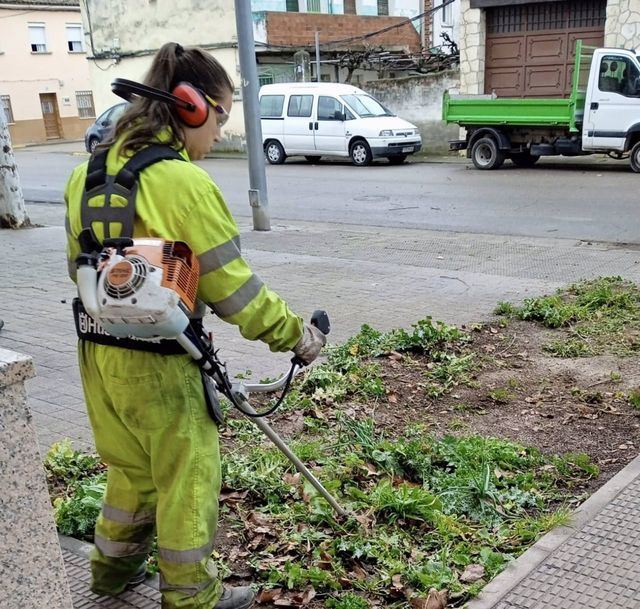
[84,102,128,153]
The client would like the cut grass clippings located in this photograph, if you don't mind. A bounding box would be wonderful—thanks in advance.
[45,277,640,609]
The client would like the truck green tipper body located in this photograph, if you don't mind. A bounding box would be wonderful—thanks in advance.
[442,41,640,171]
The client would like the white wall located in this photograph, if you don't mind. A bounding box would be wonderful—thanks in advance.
[0,7,92,121]
[82,0,245,146]
[431,0,461,51]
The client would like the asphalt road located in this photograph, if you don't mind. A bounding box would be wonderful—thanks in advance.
[14,145,638,244]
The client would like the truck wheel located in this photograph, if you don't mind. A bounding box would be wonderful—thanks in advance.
[350,140,372,166]
[471,137,505,170]
[630,142,640,173]
[265,140,286,165]
[511,152,540,167]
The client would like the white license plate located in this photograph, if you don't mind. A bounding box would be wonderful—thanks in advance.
[402,146,413,153]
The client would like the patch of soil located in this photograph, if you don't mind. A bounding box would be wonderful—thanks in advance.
[370,319,640,493]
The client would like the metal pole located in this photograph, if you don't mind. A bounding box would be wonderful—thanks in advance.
[234,0,271,231]
[315,30,321,82]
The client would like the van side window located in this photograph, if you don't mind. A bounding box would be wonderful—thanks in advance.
[287,95,313,117]
[598,55,640,97]
[260,95,285,118]
[318,96,343,121]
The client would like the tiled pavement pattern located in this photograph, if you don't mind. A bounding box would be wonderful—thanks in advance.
[63,548,161,608]
[2,203,640,452]
[493,473,640,609]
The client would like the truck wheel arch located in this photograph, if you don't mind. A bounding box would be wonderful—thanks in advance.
[468,128,511,153]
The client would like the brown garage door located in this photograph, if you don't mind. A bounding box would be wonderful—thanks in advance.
[485,0,605,97]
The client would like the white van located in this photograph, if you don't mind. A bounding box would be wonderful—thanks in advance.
[259,82,422,166]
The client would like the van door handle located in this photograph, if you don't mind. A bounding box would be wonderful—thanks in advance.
[309,122,313,130]
[590,102,599,110]
[315,122,319,130]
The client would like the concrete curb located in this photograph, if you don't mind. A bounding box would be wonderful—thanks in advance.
[465,452,640,608]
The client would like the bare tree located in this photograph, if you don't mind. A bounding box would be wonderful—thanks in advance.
[0,108,29,229]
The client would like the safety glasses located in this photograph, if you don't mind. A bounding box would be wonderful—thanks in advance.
[203,92,230,127]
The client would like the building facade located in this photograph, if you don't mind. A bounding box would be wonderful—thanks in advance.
[252,0,422,85]
[0,0,94,145]
[79,0,244,149]
[458,0,638,98]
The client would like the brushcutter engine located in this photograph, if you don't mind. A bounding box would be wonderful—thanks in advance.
[76,235,200,340]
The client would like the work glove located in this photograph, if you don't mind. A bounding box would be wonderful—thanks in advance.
[292,322,326,365]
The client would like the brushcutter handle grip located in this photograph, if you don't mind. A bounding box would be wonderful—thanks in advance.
[311,310,330,335]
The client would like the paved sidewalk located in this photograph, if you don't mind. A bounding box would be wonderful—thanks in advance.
[1,203,640,608]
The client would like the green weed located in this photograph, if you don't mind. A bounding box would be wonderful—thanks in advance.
[627,389,640,409]
[326,592,370,609]
[495,277,640,357]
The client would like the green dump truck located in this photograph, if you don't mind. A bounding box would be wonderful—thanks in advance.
[443,40,640,171]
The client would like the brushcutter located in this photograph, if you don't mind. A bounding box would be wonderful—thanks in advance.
[75,232,348,517]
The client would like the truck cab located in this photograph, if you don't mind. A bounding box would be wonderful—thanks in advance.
[443,40,640,172]
[583,48,640,153]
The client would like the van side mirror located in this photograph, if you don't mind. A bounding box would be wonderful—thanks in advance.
[334,110,345,121]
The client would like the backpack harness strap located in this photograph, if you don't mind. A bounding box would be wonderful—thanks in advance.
[81,144,184,241]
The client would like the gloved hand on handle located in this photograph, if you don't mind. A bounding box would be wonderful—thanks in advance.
[293,322,327,365]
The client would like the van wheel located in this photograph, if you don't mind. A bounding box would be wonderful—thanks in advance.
[305,155,321,163]
[265,140,286,165]
[388,155,407,165]
[350,140,372,166]
[471,136,504,170]
[630,141,640,173]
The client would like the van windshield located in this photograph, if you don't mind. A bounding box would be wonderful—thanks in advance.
[340,94,394,118]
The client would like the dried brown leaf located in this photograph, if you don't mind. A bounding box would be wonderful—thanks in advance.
[257,588,283,604]
[460,564,485,583]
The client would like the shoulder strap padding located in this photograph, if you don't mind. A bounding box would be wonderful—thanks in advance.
[81,144,185,241]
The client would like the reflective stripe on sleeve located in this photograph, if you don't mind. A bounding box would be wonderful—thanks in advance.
[159,573,217,597]
[101,503,156,526]
[198,237,242,275]
[209,274,264,318]
[94,534,152,558]
[158,538,215,564]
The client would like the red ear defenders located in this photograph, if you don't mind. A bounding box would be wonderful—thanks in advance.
[111,78,211,127]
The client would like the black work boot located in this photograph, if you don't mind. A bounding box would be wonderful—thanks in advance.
[213,587,255,609]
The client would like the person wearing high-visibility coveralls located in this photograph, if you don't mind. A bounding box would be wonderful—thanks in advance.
[64,43,325,609]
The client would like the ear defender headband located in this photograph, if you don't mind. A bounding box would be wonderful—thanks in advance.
[111,78,210,127]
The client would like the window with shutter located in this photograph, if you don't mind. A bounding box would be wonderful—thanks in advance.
[66,24,84,52]
[28,23,47,53]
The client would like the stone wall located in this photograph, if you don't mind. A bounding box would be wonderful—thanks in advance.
[0,348,72,608]
[365,70,460,153]
[605,0,640,48]
[458,0,486,94]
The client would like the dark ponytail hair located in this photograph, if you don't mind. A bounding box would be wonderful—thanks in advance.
[107,42,234,155]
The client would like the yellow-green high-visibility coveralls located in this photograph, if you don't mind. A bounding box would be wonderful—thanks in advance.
[65,135,304,609]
